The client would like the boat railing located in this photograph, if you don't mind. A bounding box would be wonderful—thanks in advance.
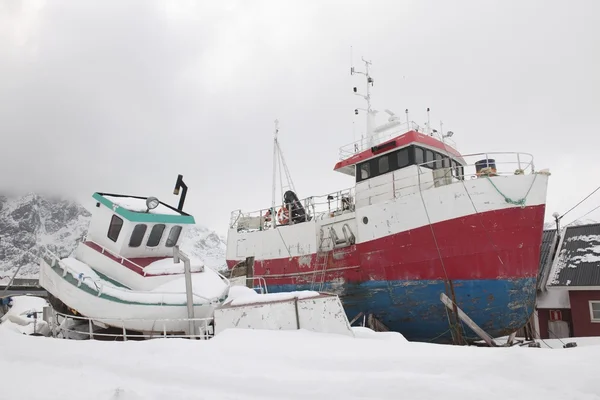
[50,310,215,340]
[42,248,230,305]
[82,237,147,276]
[229,187,356,231]
[230,151,538,232]
[338,120,422,159]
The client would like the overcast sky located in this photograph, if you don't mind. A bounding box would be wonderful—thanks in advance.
[1,0,599,235]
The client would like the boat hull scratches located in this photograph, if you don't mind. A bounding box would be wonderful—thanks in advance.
[267,277,536,343]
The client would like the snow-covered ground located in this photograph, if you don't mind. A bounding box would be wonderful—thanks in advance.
[0,320,598,399]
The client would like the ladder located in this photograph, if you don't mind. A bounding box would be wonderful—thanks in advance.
[310,230,332,291]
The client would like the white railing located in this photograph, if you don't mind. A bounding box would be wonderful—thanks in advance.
[42,248,231,305]
[230,151,537,232]
[50,310,214,341]
[229,187,355,231]
[83,237,147,275]
[338,121,422,159]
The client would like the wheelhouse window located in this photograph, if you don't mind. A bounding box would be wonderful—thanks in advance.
[590,301,600,322]
[424,150,434,169]
[359,162,371,181]
[129,224,147,248]
[147,224,166,247]
[107,215,123,242]
[397,148,410,168]
[378,156,390,174]
[434,153,443,169]
[166,225,182,248]
[414,147,424,165]
[354,144,464,183]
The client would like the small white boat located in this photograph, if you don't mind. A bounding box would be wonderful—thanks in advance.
[38,175,230,334]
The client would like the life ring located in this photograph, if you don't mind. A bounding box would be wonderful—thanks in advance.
[277,207,290,225]
[264,209,272,222]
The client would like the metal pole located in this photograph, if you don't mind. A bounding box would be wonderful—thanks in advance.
[174,245,195,337]
[271,120,279,229]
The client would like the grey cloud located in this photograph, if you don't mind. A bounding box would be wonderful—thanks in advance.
[1,0,599,234]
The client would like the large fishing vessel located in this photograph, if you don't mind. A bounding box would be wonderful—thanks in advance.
[225,58,550,343]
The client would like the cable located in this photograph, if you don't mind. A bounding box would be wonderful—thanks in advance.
[564,203,600,227]
[560,185,600,220]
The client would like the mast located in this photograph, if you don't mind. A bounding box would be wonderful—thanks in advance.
[271,119,279,216]
[351,57,376,147]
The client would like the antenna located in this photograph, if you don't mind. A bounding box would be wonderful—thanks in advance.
[351,56,376,147]
[405,109,409,128]
[427,108,431,136]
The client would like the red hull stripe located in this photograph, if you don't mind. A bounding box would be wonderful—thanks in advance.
[227,204,546,284]
[83,241,181,277]
[334,130,463,171]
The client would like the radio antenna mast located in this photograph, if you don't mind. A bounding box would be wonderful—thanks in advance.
[351,57,376,148]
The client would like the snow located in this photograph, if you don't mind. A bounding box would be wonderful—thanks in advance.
[537,289,571,308]
[103,195,181,216]
[143,257,204,275]
[0,327,598,399]
[224,289,320,306]
[0,295,50,335]
[59,257,228,304]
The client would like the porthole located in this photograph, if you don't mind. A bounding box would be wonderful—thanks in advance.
[363,216,369,224]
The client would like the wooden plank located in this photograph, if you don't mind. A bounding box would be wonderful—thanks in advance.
[440,293,497,347]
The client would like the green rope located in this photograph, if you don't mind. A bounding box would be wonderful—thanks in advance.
[485,174,537,208]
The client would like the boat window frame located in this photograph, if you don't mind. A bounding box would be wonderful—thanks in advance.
[128,224,148,248]
[107,215,123,243]
[165,225,183,248]
[147,224,166,247]
[355,144,464,183]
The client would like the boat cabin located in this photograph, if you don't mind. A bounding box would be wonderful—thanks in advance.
[334,130,466,209]
[87,192,196,259]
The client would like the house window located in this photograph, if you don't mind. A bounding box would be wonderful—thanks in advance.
[147,224,166,247]
[590,301,600,322]
[442,157,450,168]
[107,215,123,242]
[166,226,182,248]
[378,156,390,174]
[397,148,410,168]
[129,224,147,248]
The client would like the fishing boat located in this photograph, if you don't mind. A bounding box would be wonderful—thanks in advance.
[38,175,230,335]
[225,58,551,343]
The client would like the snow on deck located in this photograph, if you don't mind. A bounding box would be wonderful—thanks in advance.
[144,257,204,275]
[223,288,320,307]
[103,195,181,216]
[0,327,597,399]
[60,257,228,304]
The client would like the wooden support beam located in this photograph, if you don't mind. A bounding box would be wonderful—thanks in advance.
[440,293,498,347]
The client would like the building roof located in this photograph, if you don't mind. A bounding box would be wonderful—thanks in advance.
[93,193,195,224]
[537,229,558,291]
[548,223,600,287]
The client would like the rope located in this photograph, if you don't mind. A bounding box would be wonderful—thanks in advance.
[485,174,537,208]
[417,168,465,344]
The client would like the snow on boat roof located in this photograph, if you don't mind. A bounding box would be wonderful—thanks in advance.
[93,193,195,224]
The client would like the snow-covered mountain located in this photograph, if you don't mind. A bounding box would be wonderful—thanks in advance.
[0,194,227,282]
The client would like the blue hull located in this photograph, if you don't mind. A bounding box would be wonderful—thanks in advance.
[266,278,537,343]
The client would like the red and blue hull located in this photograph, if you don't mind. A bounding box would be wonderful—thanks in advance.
[227,203,545,343]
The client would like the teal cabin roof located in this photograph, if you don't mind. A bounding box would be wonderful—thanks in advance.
[93,192,196,224]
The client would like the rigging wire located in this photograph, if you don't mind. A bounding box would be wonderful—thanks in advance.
[559,185,600,221]
[564,203,600,227]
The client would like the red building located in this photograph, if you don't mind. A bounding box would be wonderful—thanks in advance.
[536,223,600,339]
